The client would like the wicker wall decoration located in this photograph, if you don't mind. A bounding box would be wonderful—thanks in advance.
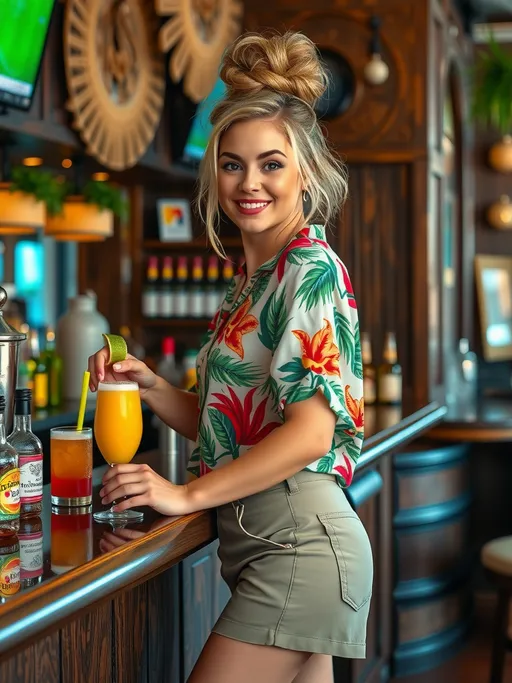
[155,0,243,103]
[64,0,166,171]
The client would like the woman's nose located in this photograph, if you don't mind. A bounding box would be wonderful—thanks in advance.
[239,171,261,193]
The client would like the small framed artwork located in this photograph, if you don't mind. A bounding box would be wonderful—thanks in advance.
[157,199,193,242]
[475,254,512,361]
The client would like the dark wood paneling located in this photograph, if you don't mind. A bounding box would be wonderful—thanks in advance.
[397,588,468,644]
[0,632,60,683]
[61,603,112,683]
[147,568,181,683]
[114,585,148,683]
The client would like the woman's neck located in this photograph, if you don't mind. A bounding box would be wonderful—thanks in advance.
[241,215,306,280]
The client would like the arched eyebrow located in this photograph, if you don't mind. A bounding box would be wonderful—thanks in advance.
[218,149,287,161]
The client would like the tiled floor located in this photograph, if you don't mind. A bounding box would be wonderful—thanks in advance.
[392,597,510,683]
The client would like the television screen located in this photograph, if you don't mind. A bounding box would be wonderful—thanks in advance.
[0,0,56,111]
[182,77,227,165]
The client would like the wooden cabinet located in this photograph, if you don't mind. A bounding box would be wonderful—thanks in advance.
[0,539,229,683]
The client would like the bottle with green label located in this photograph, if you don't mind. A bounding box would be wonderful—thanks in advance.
[0,395,20,537]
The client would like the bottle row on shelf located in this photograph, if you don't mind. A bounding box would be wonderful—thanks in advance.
[18,326,63,410]
[142,254,241,320]
[362,331,403,406]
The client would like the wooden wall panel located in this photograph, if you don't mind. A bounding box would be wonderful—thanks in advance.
[114,585,148,683]
[339,164,414,403]
[61,603,113,683]
[0,632,60,683]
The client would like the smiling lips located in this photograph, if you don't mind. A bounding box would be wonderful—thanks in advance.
[235,200,271,216]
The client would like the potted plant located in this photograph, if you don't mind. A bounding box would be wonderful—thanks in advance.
[472,34,512,172]
[46,179,129,241]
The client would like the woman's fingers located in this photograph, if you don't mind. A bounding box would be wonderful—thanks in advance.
[102,463,151,484]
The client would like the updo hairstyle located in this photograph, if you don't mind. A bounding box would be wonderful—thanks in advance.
[196,31,348,256]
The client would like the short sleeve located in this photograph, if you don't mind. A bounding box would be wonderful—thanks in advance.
[268,249,364,484]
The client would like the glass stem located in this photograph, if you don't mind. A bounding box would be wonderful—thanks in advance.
[109,463,117,510]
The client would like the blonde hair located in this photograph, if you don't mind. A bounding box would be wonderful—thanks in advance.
[196,31,348,257]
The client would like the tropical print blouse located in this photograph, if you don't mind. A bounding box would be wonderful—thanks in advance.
[187,225,364,487]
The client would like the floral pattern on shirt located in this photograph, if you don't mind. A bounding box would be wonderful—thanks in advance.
[187,225,364,487]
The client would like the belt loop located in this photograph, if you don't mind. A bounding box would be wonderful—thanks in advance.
[286,476,300,495]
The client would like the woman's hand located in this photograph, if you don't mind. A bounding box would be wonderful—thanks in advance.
[88,347,158,397]
[99,463,195,516]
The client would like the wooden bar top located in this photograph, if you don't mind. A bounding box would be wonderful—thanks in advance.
[0,400,445,661]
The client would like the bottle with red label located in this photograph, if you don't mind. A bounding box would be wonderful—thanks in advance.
[142,256,159,318]
[158,256,174,318]
[174,256,189,317]
[8,389,43,517]
[206,256,220,318]
[0,535,20,602]
[0,395,20,537]
[19,516,43,588]
[189,256,204,318]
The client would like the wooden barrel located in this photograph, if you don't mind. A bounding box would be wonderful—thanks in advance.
[391,440,472,677]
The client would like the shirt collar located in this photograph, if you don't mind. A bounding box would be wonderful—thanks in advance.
[236,225,327,277]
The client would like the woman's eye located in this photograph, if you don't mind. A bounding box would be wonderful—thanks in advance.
[264,161,283,171]
[222,162,240,171]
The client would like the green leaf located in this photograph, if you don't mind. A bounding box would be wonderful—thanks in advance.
[250,271,273,307]
[258,288,289,351]
[345,440,361,461]
[352,322,363,379]
[317,453,335,473]
[277,357,309,383]
[208,407,237,454]
[259,375,282,411]
[286,247,317,266]
[207,347,263,387]
[10,166,70,216]
[334,310,353,366]
[224,281,236,306]
[287,384,316,405]
[198,424,217,467]
[296,260,336,311]
[83,180,129,221]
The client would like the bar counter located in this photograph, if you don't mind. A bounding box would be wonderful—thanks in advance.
[0,401,446,683]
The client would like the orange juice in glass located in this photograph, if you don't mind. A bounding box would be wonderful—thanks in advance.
[93,381,144,524]
[50,427,92,506]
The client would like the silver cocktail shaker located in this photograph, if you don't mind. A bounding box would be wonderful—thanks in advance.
[0,286,27,433]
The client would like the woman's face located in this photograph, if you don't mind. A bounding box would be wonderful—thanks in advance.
[217,117,304,239]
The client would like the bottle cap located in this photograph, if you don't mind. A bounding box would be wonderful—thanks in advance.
[162,337,175,355]
[0,395,5,412]
[14,389,31,415]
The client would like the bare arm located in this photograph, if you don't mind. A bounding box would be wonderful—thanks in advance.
[88,349,199,442]
[100,391,336,515]
[142,375,199,442]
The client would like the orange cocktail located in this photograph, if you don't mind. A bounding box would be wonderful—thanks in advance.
[50,427,92,506]
[94,381,142,464]
[93,381,143,525]
[51,506,93,575]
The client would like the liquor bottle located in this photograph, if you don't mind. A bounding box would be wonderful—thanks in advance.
[19,515,43,589]
[7,389,43,517]
[361,332,376,406]
[174,256,189,318]
[142,256,159,318]
[219,257,234,308]
[206,256,220,318]
[158,256,174,318]
[189,256,204,318]
[0,535,20,602]
[33,351,49,411]
[181,349,198,391]
[157,337,182,387]
[377,332,402,405]
[45,328,63,408]
[0,395,20,536]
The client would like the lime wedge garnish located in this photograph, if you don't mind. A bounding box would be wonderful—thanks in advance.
[102,333,128,365]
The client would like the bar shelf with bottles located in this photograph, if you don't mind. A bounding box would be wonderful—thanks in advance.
[141,252,242,324]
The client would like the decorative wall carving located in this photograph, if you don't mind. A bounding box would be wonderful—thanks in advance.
[155,0,243,103]
[64,0,166,170]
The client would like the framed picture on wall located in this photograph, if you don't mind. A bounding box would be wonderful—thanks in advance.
[157,198,193,242]
[475,254,512,362]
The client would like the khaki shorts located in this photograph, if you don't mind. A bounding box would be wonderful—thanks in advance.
[213,470,373,658]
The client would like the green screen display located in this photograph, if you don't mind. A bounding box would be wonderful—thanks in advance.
[0,0,55,109]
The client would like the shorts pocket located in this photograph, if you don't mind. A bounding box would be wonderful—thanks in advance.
[317,512,373,611]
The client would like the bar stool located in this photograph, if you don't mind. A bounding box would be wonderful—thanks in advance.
[481,536,512,683]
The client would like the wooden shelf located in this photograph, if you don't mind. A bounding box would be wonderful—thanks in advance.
[142,237,243,250]
[142,318,210,327]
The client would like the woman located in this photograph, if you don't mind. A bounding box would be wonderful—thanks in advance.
[88,31,373,683]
